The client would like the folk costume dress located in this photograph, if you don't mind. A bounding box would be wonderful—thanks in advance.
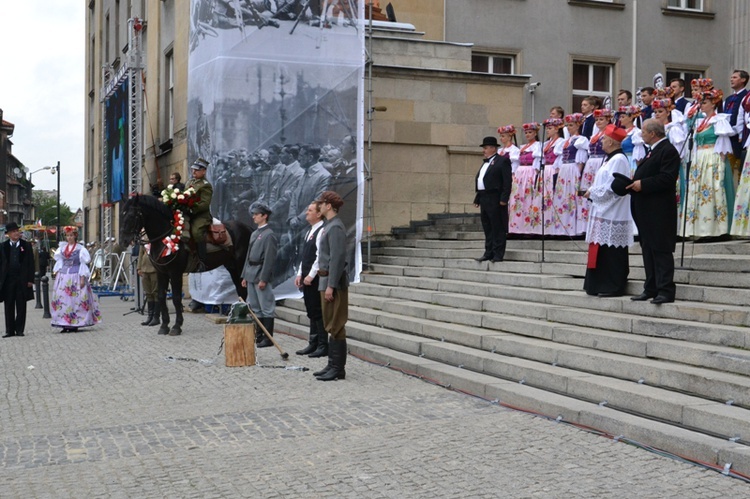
[665,110,689,218]
[681,113,735,237]
[541,137,564,235]
[499,144,521,175]
[621,127,646,236]
[555,134,589,235]
[730,98,750,236]
[509,141,543,235]
[583,151,634,296]
[51,242,102,330]
[580,129,606,190]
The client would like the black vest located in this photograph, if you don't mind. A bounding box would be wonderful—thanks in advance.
[300,225,324,277]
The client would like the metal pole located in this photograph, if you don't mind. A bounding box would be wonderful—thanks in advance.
[365,1,373,271]
[55,161,61,242]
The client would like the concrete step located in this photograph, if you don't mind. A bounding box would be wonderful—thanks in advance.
[357,273,750,327]
[274,318,750,478]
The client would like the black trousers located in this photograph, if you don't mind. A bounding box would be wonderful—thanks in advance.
[302,275,322,321]
[3,280,28,335]
[478,191,508,260]
[640,243,676,299]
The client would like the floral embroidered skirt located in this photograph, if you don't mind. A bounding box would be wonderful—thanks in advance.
[51,272,102,329]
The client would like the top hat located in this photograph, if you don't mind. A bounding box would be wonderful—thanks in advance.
[611,172,632,196]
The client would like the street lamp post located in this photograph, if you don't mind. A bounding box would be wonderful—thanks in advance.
[52,162,60,242]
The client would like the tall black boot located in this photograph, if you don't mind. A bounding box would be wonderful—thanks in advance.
[141,301,155,326]
[296,320,319,355]
[312,335,333,377]
[308,319,328,358]
[257,317,275,348]
[317,338,346,381]
[196,242,208,272]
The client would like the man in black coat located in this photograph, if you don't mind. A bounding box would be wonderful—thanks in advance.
[0,223,36,337]
[627,119,680,304]
[474,136,512,263]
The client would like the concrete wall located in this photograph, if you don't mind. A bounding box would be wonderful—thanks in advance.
[445,0,735,121]
[370,57,526,233]
[387,0,446,41]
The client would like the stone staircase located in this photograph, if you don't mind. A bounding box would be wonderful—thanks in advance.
[275,213,750,477]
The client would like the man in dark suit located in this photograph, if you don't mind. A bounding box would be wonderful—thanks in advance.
[670,78,688,113]
[474,136,512,263]
[627,119,680,304]
[0,223,35,337]
[725,69,749,168]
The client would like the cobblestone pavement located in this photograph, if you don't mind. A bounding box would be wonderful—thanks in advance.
[1,296,748,498]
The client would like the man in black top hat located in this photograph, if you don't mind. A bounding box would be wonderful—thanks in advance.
[0,223,35,337]
[473,136,512,263]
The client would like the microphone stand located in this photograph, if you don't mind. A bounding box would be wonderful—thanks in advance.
[677,116,696,270]
[539,125,548,263]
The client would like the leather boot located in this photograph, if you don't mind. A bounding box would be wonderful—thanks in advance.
[316,338,346,381]
[147,303,161,326]
[312,338,333,377]
[308,319,328,358]
[196,242,208,272]
[257,317,275,348]
[141,301,155,326]
[295,320,319,356]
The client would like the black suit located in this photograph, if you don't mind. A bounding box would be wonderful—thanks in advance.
[0,239,36,336]
[581,115,595,139]
[474,153,512,260]
[630,138,680,300]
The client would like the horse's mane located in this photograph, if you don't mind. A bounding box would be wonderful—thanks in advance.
[133,194,174,220]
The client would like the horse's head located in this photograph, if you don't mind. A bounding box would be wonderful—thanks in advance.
[120,195,142,247]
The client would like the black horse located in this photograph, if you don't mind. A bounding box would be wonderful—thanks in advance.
[120,194,252,336]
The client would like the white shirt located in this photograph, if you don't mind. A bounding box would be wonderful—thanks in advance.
[296,220,325,279]
[476,158,492,191]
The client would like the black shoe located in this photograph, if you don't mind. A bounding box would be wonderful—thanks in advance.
[651,296,674,305]
[598,292,623,298]
[630,292,655,301]
[474,255,492,262]
[60,328,71,333]
[15,332,24,337]
[490,258,504,263]
[257,337,274,348]
[2,333,15,338]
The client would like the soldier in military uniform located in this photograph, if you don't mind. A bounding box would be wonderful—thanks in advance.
[185,157,213,271]
[241,202,278,348]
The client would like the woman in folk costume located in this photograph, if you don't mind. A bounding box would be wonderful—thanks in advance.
[51,226,102,333]
[681,89,735,238]
[556,113,589,235]
[541,118,565,235]
[582,124,634,297]
[509,123,543,235]
[618,106,646,176]
[619,105,646,237]
[580,109,612,193]
[497,125,521,175]
[652,96,688,215]
[730,92,750,236]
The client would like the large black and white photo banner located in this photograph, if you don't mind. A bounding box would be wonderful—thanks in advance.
[188,0,364,301]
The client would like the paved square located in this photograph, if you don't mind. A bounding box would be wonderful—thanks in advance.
[1,295,747,497]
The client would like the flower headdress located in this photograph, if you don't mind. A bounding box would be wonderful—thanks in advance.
[652,98,674,110]
[618,105,641,116]
[522,122,540,132]
[497,125,516,135]
[564,113,584,124]
[593,109,613,119]
[543,118,564,128]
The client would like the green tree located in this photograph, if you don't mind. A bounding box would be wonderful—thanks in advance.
[32,191,74,228]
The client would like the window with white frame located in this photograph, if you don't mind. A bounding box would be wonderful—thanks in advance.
[166,50,174,139]
[667,0,703,11]
[572,61,613,112]
[666,69,704,87]
[472,53,515,75]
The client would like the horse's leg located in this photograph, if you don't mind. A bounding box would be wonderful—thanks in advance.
[157,272,171,336]
[169,271,184,336]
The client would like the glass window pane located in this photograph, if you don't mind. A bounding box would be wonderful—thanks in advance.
[684,71,702,82]
[668,0,680,7]
[592,65,610,92]
[573,64,589,91]
[472,55,489,73]
[492,56,512,75]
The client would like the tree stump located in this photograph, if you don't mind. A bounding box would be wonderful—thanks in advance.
[224,324,256,367]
